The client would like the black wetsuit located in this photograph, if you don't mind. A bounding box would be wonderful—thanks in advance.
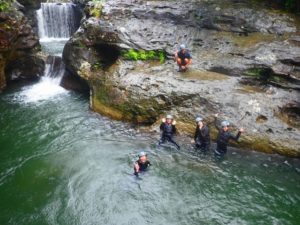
[177,50,192,65]
[215,120,241,156]
[134,160,151,176]
[194,125,210,152]
[159,122,180,150]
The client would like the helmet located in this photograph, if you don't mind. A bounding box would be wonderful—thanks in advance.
[166,115,173,119]
[195,116,203,123]
[221,120,230,127]
[179,44,186,50]
[138,151,147,157]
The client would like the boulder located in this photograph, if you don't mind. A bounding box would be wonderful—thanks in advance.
[0,1,44,91]
[63,0,300,157]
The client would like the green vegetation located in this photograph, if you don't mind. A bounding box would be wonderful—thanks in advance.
[257,0,300,13]
[90,0,104,18]
[122,49,166,63]
[245,68,283,82]
[91,62,103,71]
[244,68,266,78]
[283,0,298,11]
[0,0,12,12]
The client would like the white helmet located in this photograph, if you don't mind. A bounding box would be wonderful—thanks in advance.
[179,44,186,50]
[166,115,173,119]
[195,116,203,123]
[138,151,147,157]
[221,120,230,127]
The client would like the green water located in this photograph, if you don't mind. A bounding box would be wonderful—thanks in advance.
[0,83,300,225]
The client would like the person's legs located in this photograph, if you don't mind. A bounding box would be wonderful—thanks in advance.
[158,135,166,146]
[214,148,225,160]
[200,143,210,153]
[176,58,182,67]
[168,137,180,150]
[177,58,188,72]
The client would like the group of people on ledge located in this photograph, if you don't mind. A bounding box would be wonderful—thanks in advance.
[134,114,245,176]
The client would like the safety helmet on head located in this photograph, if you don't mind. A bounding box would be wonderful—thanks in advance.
[166,115,173,120]
[179,44,186,50]
[221,120,230,127]
[139,151,147,157]
[195,116,203,123]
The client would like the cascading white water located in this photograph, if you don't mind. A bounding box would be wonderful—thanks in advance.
[18,3,80,103]
[19,57,67,103]
[37,3,78,41]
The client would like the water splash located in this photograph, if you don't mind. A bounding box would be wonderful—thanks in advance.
[18,58,68,103]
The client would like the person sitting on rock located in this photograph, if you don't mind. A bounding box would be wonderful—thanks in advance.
[174,44,192,72]
[134,151,151,177]
[214,114,245,158]
[191,116,210,153]
[158,115,180,150]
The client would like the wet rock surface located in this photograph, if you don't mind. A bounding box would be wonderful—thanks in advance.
[63,0,300,156]
[0,1,44,91]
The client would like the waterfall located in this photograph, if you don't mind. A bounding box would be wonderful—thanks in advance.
[37,3,78,40]
[44,56,66,81]
[19,57,68,103]
[27,2,81,102]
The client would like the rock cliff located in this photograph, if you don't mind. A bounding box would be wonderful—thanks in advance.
[63,0,300,157]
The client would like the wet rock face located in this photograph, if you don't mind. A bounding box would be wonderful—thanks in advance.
[63,0,300,156]
[17,0,41,9]
[0,1,44,91]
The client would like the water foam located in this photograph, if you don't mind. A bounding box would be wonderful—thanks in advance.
[20,77,67,103]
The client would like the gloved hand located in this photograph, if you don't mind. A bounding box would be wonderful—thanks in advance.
[239,128,245,133]
[172,120,176,125]
[162,118,166,123]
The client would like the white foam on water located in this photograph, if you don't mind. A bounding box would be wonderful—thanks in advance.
[15,58,68,103]
[20,77,67,103]
[39,38,69,43]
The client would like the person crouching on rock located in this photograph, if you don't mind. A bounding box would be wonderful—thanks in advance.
[174,44,192,72]
[214,114,245,158]
[134,151,151,177]
[191,116,210,153]
[158,115,180,150]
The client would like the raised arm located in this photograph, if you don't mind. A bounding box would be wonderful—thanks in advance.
[194,126,199,141]
[214,115,221,131]
[229,128,244,142]
[160,123,165,132]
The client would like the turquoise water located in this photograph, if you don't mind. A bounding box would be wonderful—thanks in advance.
[0,82,299,225]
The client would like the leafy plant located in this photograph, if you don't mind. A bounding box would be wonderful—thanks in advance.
[92,62,103,71]
[90,0,104,18]
[0,0,12,12]
[122,49,166,63]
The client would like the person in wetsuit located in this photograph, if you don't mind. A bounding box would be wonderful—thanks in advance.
[191,116,210,152]
[158,115,180,150]
[214,114,245,158]
[174,44,192,72]
[134,151,151,176]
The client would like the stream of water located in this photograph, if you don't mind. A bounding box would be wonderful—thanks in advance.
[0,2,300,225]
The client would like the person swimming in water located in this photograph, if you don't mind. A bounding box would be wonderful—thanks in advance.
[191,116,210,153]
[134,151,151,176]
[174,44,192,72]
[158,115,180,150]
[214,114,245,158]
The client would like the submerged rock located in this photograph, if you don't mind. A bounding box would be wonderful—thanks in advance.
[63,0,300,157]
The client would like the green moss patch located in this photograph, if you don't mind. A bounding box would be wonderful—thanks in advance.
[90,0,104,18]
[244,67,283,82]
[0,0,13,12]
[122,49,166,63]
